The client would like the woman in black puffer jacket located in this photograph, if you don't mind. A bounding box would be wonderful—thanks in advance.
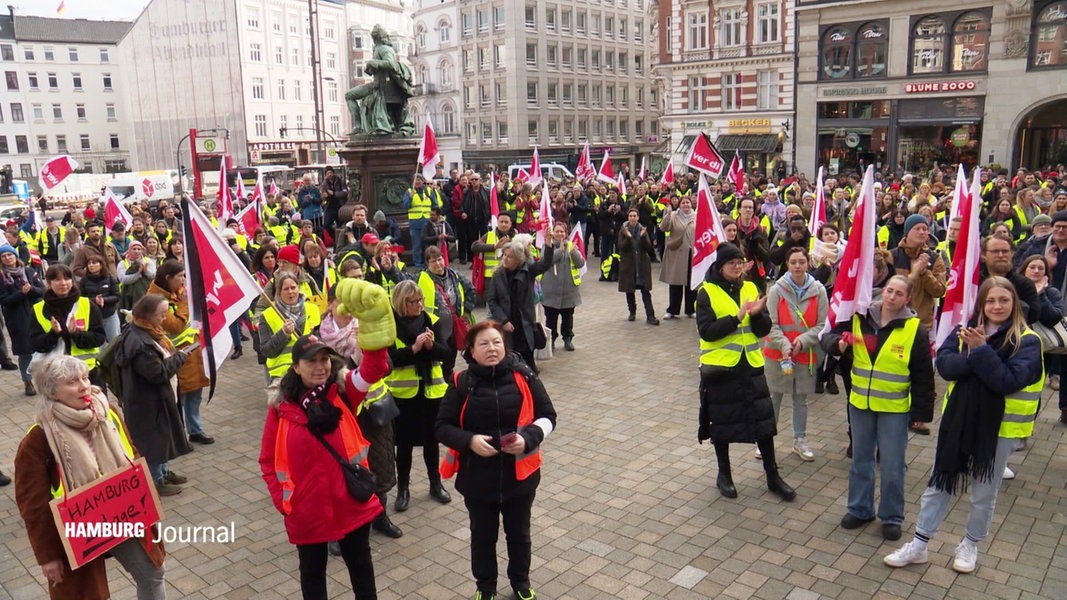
[436,321,557,600]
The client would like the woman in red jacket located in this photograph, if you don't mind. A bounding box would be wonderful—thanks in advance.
[259,334,391,600]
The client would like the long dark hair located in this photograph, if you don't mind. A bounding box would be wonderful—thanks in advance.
[153,259,184,290]
[278,356,343,404]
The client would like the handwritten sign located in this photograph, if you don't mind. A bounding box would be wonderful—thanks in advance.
[49,457,164,569]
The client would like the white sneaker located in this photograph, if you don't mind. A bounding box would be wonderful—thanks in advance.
[793,437,815,462]
[1002,465,1015,480]
[953,539,978,573]
[754,444,762,459]
[883,541,929,568]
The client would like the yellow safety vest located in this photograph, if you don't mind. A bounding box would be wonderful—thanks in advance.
[1013,205,1031,243]
[36,226,65,256]
[33,297,100,369]
[407,187,434,221]
[387,312,447,399]
[941,330,1043,438]
[563,242,581,286]
[849,315,918,413]
[418,270,467,319]
[263,303,322,377]
[357,380,391,415]
[166,302,200,348]
[698,280,763,368]
[30,408,136,498]
[308,268,336,316]
[482,231,501,278]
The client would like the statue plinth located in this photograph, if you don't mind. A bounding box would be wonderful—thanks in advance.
[338,135,419,224]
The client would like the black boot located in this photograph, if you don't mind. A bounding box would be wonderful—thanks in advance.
[429,478,452,504]
[394,487,410,512]
[759,439,797,502]
[328,541,342,556]
[713,443,737,499]
[372,493,403,538]
[562,336,575,351]
[627,294,637,321]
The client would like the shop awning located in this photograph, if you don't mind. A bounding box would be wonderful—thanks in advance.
[715,134,780,153]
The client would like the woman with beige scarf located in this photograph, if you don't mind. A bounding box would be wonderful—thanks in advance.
[14,354,167,600]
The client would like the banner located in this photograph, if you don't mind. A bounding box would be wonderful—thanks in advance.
[935,167,982,348]
[684,133,725,178]
[690,174,729,289]
[417,118,441,180]
[659,161,674,186]
[576,141,596,182]
[569,222,588,277]
[821,165,877,336]
[728,150,745,193]
[102,188,133,232]
[39,155,79,192]
[597,150,615,185]
[528,147,542,187]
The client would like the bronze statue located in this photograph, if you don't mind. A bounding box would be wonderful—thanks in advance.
[346,25,415,136]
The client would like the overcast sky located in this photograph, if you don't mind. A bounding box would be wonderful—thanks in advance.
[16,0,151,21]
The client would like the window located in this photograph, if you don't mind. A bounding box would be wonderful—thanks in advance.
[439,60,453,88]
[577,12,586,34]
[464,85,473,109]
[525,6,536,29]
[665,16,673,52]
[635,54,643,73]
[104,160,126,172]
[416,24,427,49]
[15,136,28,154]
[605,85,614,106]
[821,26,853,79]
[37,135,48,153]
[441,104,455,134]
[43,47,54,61]
[327,80,338,102]
[620,86,628,106]
[461,12,472,37]
[247,7,260,28]
[291,48,299,65]
[591,15,600,35]
[720,8,743,47]
[527,82,538,104]
[27,72,38,89]
[76,103,86,120]
[757,71,777,109]
[53,104,63,121]
[252,77,264,99]
[326,52,336,70]
[24,47,34,60]
[564,119,574,143]
[324,23,335,40]
[494,44,505,68]
[605,17,614,39]
[330,115,340,136]
[72,73,82,90]
[495,81,506,106]
[635,120,644,138]
[0,137,10,154]
[47,72,58,89]
[254,115,267,137]
[578,119,588,140]
[636,86,644,107]
[106,103,116,121]
[498,122,508,143]
[562,10,572,32]
[546,7,556,32]
[0,45,11,61]
[619,52,627,73]
[605,119,614,140]
[911,16,946,74]
[605,51,613,71]
[526,43,537,66]
[619,120,628,141]
[856,22,888,78]
[440,19,452,42]
[80,134,91,151]
[466,122,477,144]
[756,2,780,44]
[686,12,708,50]
[479,84,490,107]
[722,73,741,110]
[577,48,587,68]
[272,11,282,31]
[4,71,16,90]
[577,84,587,105]
[249,43,262,62]
[296,115,303,129]
[549,120,558,144]
[100,48,109,62]
[481,122,491,144]
[479,47,489,69]
[494,7,505,31]
[592,84,601,106]
[32,104,43,121]
[463,50,473,73]
[69,47,78,61]
[10,103,23,123]
[1032,1,1067,68]
[277,79,286,100]
[592,49,600,69]
[547,45,557,68]
[562,46,572,69]
[294,80,301,101]
[547,82,558,106]
[56,135,67,153]
[634,19,643,41]
[279,115,287,131]
[109,134,120,150]
[952,12,990,72]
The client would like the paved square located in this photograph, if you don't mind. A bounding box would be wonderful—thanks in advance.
[2,261,1066,599]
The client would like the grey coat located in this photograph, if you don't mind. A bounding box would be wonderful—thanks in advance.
[763,274,828,396]
[486,245,555,348]
[539,241,585,310]
[658,209,695,286]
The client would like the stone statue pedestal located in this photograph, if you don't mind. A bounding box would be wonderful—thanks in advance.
[338,136,419,221]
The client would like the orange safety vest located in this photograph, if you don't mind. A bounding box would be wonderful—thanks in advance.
[762,295,819,365]
[440,371,541,480]
[273,387,371,515]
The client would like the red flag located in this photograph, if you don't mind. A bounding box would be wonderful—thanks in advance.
[685,133,725,178]
[236,201,261,236]
[659,161,675,186]
[576,141,596,182]
[809,166,828,237]
[597,150,615,184]
[569,222,588,278]
[637,156,647,181]
[181,197,264,396]
[948,162,969,223]
[821,165,877,337]
[417,117,441,180]
[528,147,542,187]
[441,232,450,267]
[616,172,627,197]
[728,150,745,193]
[691,174,729,289]
[268,178,279,198]
[102,188,133,231]
[935,167,982,348]
[39,154,79,192]
[217,162,234,224]
[535,179,553,248]
[235,173,248,201]
[515,168,530,184]
[489,172,500,230]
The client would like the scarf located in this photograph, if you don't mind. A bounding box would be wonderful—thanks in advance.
[928,325,1009,495]
[306,263,326,292]
[395,312,436,387]
[133,316,175,353]
[1,264,27,288]
[35,390,130,491]
[43,290,79,323]
[678,209,695,225]
[784,272,815,301]
[276,294,307,334]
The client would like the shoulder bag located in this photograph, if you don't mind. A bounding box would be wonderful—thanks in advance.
[310,429,377,503]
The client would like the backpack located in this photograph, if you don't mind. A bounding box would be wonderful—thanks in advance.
[96,329,128,400]
[599,252,620,282]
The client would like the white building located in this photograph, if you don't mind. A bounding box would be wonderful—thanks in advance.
[409,0,462,172]
[118,0,348,180]
[0,11,132,190]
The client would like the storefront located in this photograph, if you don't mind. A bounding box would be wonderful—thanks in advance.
[813,79,985,175]
[675,117,791,179]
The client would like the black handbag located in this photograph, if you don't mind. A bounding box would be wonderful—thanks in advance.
[365,391,400,427]
[311,430,377,502]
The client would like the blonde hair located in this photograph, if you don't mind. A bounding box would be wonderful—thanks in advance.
[976,276,1025,356]
[391,280,423,315]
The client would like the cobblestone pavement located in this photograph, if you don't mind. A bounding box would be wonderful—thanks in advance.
[2,260,1066,600]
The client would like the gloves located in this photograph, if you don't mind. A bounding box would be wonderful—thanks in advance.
[334,278,396,350]
[697,423,711,445]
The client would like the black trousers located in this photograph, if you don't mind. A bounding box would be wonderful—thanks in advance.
[666,284,697,316]
[626,288,655,319]
[296,524,376,600]
[464,492,535,594]
[542,306,574,340]
[396,439,440,489]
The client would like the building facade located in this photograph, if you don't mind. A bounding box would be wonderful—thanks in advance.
[657,0,796,178]
[409,0,462,172]
[0,11,131,191]
[795,0,1067,176]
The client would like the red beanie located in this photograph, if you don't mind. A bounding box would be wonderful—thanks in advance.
[277,245,301,265]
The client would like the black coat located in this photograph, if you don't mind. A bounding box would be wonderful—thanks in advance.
[79,273,121,319]
[436,354,556,501]
[31,291,106,356]
[617,224,653,293]
[0,267,45,356]
[114,325,190,465]
[486,246,554,351]
[696,272,776,444]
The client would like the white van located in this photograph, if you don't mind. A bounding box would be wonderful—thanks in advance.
[507,162,574,182]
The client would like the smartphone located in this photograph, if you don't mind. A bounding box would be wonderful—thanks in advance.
[183,341,202,353]
[500,432,519,446]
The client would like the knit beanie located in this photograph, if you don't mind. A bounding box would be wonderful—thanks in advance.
[903,214,927,238]
[277,245,301,265]
[714,243,743,270]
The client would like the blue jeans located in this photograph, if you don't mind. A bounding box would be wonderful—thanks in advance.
[770,392,808,438]
[847,406,909,525]
[102,312,121,342]
[179,389,205,436]
[229,320,242,351]
[149,461,169,483]
[915,437,1019,542]
[18,353,32,382]
[409,218,427,267]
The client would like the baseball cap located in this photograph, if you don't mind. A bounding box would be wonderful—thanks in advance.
[291,334,333,363]
[361,232,380,245]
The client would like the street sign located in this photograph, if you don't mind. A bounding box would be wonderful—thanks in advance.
[195,136,226,154]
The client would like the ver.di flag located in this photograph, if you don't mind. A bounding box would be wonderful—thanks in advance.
[637,156,647,181]
[596,150,616,185]
[576,141,596,182]
[728,150,745,194]
[417,117,441,180]
[684,133,725,179]
[181,196,264,399]
[39,155,79,192]
[821,165,877,337]
[935,166,982,349]
[102,188,133,231]
[809,166,828,237]
[659,160,674,186]
[489,172,500,231]
[527,147,542,187]
[216,162,234,224]
[569,222,588,278]
[691,174,729,290]
[535,179,553,248]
